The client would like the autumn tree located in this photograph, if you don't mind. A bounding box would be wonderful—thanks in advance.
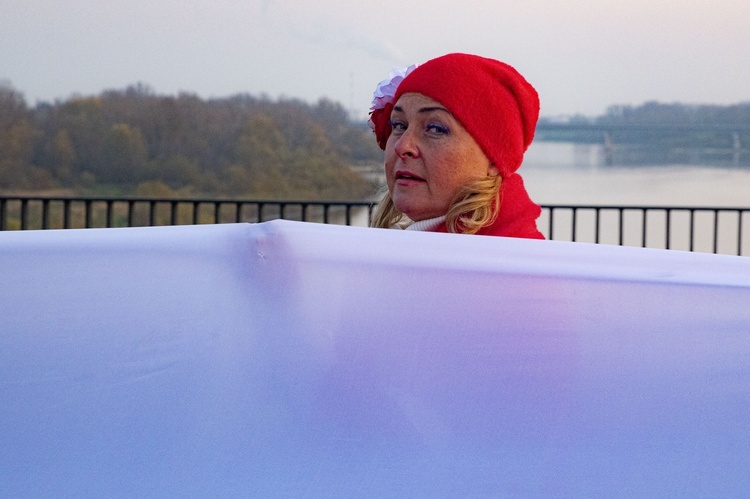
[2,84,381,197]
[0,82,36,188]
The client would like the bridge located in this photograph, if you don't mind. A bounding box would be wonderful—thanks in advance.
[535,122,750,165]
[536,122,750,134]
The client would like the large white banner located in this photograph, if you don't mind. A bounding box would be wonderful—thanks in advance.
[1,221,749,496]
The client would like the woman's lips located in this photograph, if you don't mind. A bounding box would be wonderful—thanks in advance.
[395,170,425,185]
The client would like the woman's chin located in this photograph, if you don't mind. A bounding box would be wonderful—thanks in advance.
[392,193,444,221]
[393,202,419,221]
[396,205,438,222]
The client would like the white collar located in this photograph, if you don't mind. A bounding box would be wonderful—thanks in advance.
[405,215,447,232]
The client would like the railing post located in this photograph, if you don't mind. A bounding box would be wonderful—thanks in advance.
[738,210,745,257]
[127,201,135,227]
[106,201,114,228]
[689,209,695,252]
[547,207,554,240]
[570,208,577,242]
[192,202,200,225]
[20,199,28,230]
[64,200,71,229]
[42,199,50,230]
[713,210,720,254]
[85,200,93,228]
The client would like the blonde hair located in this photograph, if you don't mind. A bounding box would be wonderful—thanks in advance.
[370,175,502,235]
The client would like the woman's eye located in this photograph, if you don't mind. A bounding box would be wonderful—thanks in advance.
[427,123,449,135]
[389,120,407,132]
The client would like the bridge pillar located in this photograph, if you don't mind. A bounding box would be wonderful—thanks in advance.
[604,131,614,165]
[733,132,741,166]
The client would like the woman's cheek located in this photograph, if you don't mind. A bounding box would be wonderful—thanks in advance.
[383,157,396,190]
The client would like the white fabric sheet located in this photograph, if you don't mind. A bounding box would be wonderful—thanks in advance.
[1,220,749,496]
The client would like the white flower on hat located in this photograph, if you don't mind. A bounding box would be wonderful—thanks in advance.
[370,64,417,111]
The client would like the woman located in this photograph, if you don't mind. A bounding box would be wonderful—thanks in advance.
[368,53,544,239]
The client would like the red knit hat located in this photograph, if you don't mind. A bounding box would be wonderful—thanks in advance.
[369,53,539,178]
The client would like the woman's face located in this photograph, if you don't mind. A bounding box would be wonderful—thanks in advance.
[384,93,498,221]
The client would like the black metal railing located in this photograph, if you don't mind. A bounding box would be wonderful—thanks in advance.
[1,195,747,256]
[0,196,374,231]
[541,205,748,256]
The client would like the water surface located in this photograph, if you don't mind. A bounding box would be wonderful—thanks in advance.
[523,142,750,208]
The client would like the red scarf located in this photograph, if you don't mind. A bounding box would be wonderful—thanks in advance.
[435,173,544,239]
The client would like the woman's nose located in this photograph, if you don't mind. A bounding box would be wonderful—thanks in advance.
[394,130,419,158]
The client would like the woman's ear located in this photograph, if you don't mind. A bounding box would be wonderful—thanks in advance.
[488,163,500,177]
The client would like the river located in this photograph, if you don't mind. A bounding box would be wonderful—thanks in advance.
[522,142,750,208]
[520,142,750,255]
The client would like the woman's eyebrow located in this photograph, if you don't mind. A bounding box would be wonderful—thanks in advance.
[392,105,450,114]
[418,106,449,114]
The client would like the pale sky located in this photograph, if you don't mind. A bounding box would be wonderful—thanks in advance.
[2,0,749,119]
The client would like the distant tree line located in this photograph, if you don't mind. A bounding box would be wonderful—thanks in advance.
[0,81,383,199]
[5,80,749,197]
